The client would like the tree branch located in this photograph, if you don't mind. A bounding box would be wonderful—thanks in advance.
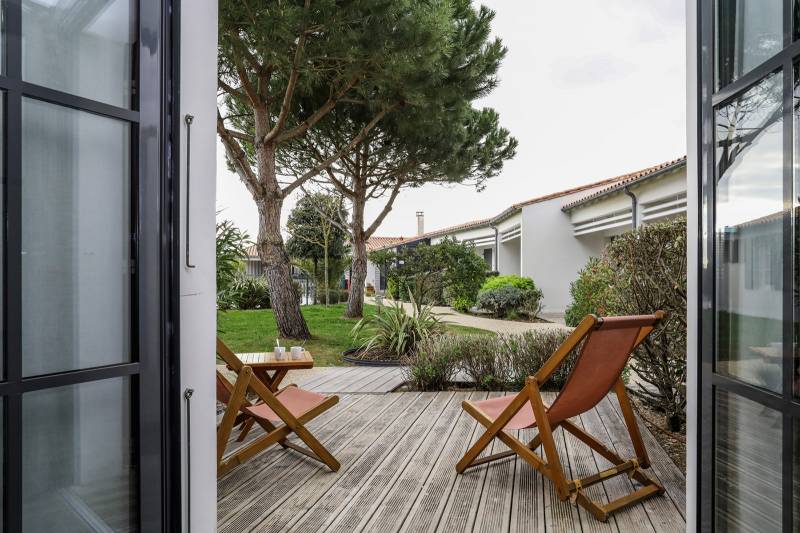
[217,109,260,195]
[275,72,365,143]
[281,103,399,196]
[365,180,404,238]
[264,0,311,142]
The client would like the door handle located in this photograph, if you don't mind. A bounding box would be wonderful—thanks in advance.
[185,114,196,269]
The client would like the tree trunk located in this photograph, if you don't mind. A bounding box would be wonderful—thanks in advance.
[312,257,318,305]
[255,142,310,339]
[346,192,367,317]
[347,237,367,318]
[323,232,330,306]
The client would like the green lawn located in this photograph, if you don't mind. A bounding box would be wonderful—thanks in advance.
[218,303,490,366]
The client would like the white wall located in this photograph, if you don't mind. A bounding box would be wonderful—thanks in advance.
[180,2,218,531]
[686,0,698,527]
[520,194,606,314]
[498,236,521,275]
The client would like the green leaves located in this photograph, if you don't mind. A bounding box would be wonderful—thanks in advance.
[285,193,349,262]
[351,298,445,359]
[216,219,250,294]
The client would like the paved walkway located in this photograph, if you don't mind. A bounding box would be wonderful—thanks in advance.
[366,297,569,334]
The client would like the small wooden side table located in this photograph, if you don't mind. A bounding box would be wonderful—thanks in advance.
[236,351,314,392]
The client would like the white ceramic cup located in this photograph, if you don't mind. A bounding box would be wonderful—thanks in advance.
[291,346,304,360]
[274,346,286,360]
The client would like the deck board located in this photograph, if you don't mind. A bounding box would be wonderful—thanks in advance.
[218,370,686,533]
[298,366,406,394]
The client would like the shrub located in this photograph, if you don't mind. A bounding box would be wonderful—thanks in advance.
[365,283,375,296]
[386,278,399,299]
[403,334,461,391]
[381,238,487,309]
[505,330,577,390]
[320,288,349,304]
[224,273,271,310]
[437,238,487,308]
[564,257,619,327]
[605,217,686,431]
[451,296,473,313]
[216,219,249,301]
[480,274,535,292]
[450,330,578,391]
[456,334,509,390]
[476,284,543,319]
[476,285,526,317]
[351,295,445,360]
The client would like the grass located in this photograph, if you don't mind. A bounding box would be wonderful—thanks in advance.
[218,303,491,366]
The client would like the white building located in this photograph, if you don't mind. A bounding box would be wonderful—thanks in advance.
[367,157,687,315]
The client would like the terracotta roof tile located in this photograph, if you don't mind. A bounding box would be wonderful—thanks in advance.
[419,218,493,239]
[366,236,410,252]
[561,156,687,211]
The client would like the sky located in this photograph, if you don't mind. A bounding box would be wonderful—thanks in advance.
[215,0,686,241]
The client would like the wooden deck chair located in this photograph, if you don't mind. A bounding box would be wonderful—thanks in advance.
[456,312,666,522]
[216,371,260,443]
[216,338,340,477]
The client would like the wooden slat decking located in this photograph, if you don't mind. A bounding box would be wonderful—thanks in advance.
[218,371,685,532]
[298,366,406,394]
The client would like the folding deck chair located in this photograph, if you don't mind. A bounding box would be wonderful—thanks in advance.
[216,338,340,477]
[456,312,666,522]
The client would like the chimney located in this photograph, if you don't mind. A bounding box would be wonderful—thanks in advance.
[416,211,425,236]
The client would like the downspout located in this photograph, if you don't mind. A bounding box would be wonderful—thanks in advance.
[491,224,499,272]
[624,186,639,229]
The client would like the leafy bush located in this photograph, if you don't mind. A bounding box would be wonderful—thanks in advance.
[216,219,249,299]
[451,296,473,313]
[437,238,487,308]
[219,274,303,310]
[564,257,619,327]
[476,285,527,317]
[403,334,461,391]
[351,295,445,360]
[605,217,686,431]
[456,334,509,390]
[564,217,686,431]
[505,330,577,390]
[476,284,543,318]
[409,329,578,391]
[365,284,375,296]
[320,288,349,304]
[223,273,271,310]
[480,274,535,292]
[381,238,487,308]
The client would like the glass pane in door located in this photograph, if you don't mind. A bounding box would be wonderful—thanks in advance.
[715,72,784,392]
[22,378,135,531]
[21,0,136,107]
[717,0,783,88]
[21,98,131,377]
[715,390,782,531]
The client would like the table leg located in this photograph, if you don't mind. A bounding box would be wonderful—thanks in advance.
[253,367,289,392]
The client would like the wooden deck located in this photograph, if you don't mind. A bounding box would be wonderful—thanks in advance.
[217,383,685,532]
[297,366,406,394]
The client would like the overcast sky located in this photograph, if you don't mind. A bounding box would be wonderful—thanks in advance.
[215,1,686,240]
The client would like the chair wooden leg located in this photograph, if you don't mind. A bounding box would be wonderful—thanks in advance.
[457,394,531,473]
[614,379,651,467]
[217,368,252,468]
[526,379,570,501]
[237,418,256,442]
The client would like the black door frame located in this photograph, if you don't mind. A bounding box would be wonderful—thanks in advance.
[697,1,798,531]
[0,0,181,530]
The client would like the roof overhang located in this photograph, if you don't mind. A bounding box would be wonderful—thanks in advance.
[561,159,687,212]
